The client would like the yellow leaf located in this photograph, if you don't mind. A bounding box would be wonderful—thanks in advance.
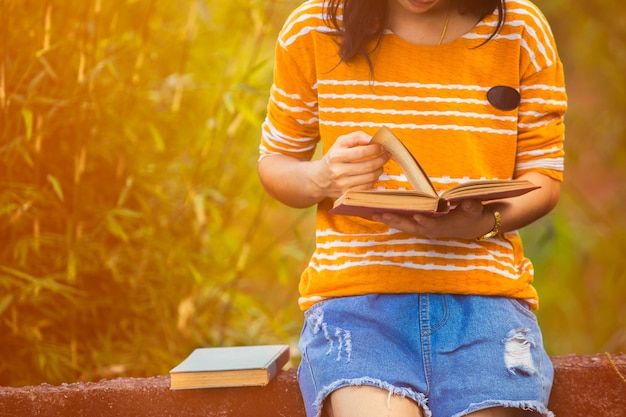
[46,175,64,201]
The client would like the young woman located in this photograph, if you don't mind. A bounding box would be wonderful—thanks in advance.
[258,0,566,416]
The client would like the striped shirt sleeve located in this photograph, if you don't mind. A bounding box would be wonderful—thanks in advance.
[512,0,567,180]
[259,2,324,161]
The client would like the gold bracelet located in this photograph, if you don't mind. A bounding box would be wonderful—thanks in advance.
[476,208,501,241]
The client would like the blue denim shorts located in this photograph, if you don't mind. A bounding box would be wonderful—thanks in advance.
[297,294,554,417]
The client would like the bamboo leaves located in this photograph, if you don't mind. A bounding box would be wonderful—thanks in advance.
[1,0,307,386]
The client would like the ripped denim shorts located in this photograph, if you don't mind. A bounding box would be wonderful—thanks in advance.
[297,294,554,417]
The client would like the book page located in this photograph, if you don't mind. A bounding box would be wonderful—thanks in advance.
[370,127,437,197]
[442,180,540,202]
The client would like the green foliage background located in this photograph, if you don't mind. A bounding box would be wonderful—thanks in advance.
[0,0,624,387]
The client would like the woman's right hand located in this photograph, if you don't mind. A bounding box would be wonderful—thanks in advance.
[310,131,391,200]
[257,131,390,208]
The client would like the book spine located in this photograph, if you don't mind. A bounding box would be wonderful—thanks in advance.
[437,199,451,213]
[265,347,290,385]
[264,362,277,386]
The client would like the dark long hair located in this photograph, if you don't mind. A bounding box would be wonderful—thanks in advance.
[325,0,506,63]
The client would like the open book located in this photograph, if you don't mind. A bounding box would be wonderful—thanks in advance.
[169,345,290,390]
[330,126,540,217]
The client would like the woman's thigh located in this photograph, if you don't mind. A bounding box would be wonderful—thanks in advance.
[466,407,525,417]
[326,385,424,417]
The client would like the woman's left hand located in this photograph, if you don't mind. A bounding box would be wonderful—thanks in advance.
[372,199,494,240]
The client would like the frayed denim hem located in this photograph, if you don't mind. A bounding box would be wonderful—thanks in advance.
[452,400,554,417]
[312,377,431,417]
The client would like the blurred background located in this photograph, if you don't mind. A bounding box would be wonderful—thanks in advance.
[0,0,624,387]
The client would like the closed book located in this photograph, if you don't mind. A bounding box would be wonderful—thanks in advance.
[169,344,290,390]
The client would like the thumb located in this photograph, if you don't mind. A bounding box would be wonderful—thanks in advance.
[460,200,484,216]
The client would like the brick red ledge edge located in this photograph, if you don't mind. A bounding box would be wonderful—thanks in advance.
[0,354,624,417]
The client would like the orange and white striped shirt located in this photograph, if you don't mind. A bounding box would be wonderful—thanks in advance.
[260,0,566,311]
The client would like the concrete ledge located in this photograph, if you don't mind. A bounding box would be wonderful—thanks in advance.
[0,354,624,417]
[549,353,626,417]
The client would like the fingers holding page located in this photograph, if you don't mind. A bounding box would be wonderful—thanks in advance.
[318,132,391,198]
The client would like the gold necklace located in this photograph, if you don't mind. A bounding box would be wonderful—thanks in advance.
[438,9,451,45]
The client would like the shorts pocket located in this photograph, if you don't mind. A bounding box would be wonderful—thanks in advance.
[505,297,538,322]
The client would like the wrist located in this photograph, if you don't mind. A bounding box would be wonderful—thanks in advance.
[476,207,501,241]
[308,159,334,202]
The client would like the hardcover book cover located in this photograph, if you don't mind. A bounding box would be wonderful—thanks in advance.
[169,345,290,390]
